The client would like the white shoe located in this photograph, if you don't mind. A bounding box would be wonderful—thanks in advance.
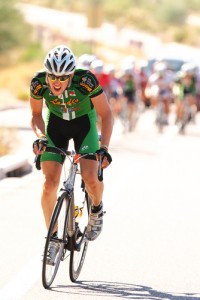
[46,241,60,266]
[86,206,104,241]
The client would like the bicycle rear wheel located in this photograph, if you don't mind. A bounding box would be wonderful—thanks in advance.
[69,192,91,282]
[42,192,70,289]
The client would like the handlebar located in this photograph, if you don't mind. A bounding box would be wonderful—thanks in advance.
[34,146,104,181]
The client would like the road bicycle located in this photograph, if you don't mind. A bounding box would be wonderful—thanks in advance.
[178,94,196,134]
[35,145,103,289]
[155,91,171,133]
[118,97,141,133]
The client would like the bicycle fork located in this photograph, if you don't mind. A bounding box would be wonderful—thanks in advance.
[63,163,78,237]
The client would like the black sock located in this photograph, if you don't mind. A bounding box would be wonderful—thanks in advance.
[91,202,102,213]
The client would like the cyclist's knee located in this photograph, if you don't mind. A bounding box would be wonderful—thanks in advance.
[82,171,99,188]
[42,177,59,194]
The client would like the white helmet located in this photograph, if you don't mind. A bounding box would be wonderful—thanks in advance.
[181,62,197,75]
[77,54,96,70]
[105,64,115,74]
[90,59,104,74]
[44,45,76,76]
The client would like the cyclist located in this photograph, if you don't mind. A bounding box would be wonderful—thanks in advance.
[90,59,111,97]
[77,53,96,70]
[146,62,174,125]
[134,60,150,108]
[30,45,113,264]
[104,64,123,120]
[121,67,136,131]
[174,63,197,125]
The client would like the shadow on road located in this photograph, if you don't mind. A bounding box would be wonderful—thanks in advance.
[52,280,199,299]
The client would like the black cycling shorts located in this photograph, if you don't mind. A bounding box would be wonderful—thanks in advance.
[41,110,99,164]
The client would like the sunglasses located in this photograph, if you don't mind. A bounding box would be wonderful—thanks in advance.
[47,74,70,82]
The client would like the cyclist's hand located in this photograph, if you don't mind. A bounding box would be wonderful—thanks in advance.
[33,137,48,155]
[96,148,112,169]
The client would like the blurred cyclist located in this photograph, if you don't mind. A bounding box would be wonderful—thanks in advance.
[146,62,174,124]
[135,60,150,108]
[121,66,136,131]
[104,64,123,119]
[77,53,96,70]
[174,63,197,124]
[90,59,111,96]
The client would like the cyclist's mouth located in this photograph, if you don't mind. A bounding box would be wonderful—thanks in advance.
[53,86,62,92]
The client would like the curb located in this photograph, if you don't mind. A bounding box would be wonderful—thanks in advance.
[0,154,32,179]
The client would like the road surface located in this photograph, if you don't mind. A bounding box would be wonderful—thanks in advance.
[0,105,200,299]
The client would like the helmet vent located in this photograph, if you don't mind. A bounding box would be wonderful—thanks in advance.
[60,61,66,73]
[61,53,67,60]
[53,59,57,72]
[71,65,76,72]
[54,51,59,59]
[46,59,52,72]
[65,62,73,72]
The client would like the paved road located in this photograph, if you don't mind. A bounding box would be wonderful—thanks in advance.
[0,106,200,299]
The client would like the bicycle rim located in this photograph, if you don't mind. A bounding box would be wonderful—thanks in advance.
[69,193,91,282]
[42,193,70,289]
[69,239,89,282]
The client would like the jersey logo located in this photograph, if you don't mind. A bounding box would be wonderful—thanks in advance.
[69,90,76,96]
[31,79,42,96]
[50,99,61,105]
[66,99,79,105]
[81,145,89,151]
[79,74,97,93]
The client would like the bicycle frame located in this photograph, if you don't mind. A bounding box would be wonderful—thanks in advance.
[57,154,86,251]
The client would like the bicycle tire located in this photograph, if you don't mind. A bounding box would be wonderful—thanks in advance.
[179,109,189,134]
[156,102,164,133]
[42,192,70,289]
[69,192,91,282]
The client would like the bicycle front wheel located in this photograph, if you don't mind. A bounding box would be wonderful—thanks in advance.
[69,192,91,282]
[42,192,70,289]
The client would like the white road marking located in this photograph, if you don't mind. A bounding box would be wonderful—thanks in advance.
[0,256,41,300]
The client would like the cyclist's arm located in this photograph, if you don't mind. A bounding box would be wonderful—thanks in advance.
[91,91,113,150]
[30,96,46,139]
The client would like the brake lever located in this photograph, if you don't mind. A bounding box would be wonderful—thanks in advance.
[34,143,44,170]
[98,153,103,182]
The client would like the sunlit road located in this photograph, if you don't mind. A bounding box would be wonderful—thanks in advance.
[0,106,200,299]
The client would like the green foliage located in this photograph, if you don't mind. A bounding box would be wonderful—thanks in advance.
[173,26,200,45]
[0,0,31,53]
[20,43,45,62]
[154,0,187,25]
[70,40,93,56]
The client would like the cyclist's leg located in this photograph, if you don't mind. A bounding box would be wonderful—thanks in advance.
[80,158,103,207]
[40,161,63,229]
[40,111,69,229]
[73,111,102,207]
[188,94,197,122]
[73,112,105,241]
[175,98,183,123]
[81,160,104,241]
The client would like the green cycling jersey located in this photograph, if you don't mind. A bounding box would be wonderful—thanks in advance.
[30,69,103,120]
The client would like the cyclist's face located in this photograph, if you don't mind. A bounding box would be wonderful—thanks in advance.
[47,74,71,96]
